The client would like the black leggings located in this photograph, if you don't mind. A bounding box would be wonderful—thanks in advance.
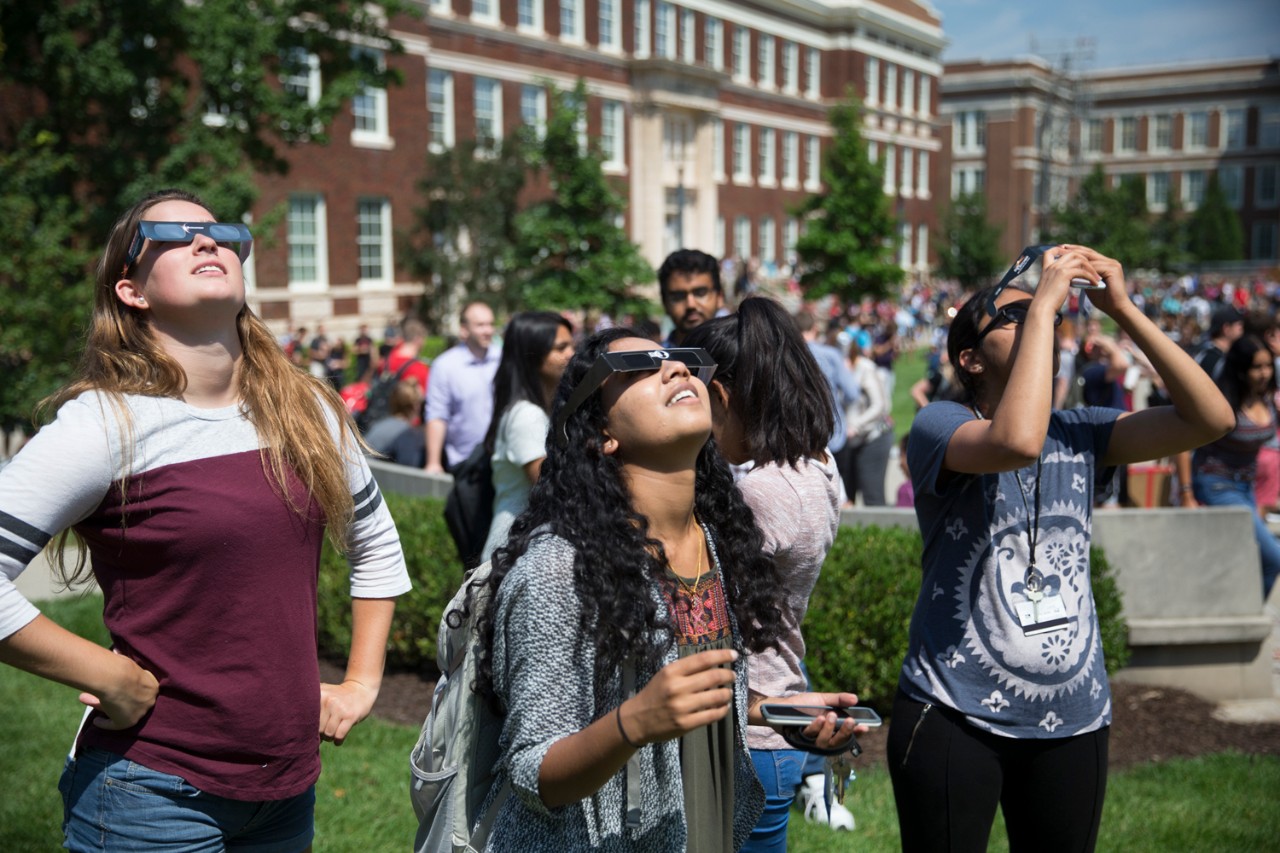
[887,691,1109,853]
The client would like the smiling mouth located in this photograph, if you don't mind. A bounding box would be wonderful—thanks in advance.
[667,389,697,406]
[194,264,226,275]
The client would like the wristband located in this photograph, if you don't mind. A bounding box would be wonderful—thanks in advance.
[616,705,642,749]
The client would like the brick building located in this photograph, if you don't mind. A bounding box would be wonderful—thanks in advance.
[938,55,1280,264]
[247,0,945,334]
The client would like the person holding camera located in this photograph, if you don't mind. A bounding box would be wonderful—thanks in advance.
[890,245,1231,852]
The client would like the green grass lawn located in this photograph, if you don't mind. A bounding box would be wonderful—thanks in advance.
[890,345,929,441]
[6,599,1279,851]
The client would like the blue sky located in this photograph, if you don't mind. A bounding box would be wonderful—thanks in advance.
[933,0,1279,70]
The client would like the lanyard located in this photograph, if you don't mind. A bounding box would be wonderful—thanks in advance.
[972,406,1045,594]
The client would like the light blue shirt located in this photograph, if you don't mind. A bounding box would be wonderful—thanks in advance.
[806,342,859,453]
[425,343,502,469]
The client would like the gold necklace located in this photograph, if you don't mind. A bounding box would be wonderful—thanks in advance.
[672,520,705,594]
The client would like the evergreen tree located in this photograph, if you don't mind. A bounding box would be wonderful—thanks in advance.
[793,94,904,302]
[511,81,654,317]
[0,0,408,428]
[1149,190,1190,273]
[1047,166,1152,266]
[934,192,1004,290]
[402,136,530,331]
[1187,173,1245,263]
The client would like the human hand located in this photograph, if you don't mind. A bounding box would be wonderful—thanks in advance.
[319,679,379,745]
[424,462,445,475]
[83,652,159,730]
[755,691,867,752]
[620,648,737,746]
[1038,246,1100,312]
[1059,245,1132,316]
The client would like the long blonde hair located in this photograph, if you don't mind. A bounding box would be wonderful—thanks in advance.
[39,189,362,585]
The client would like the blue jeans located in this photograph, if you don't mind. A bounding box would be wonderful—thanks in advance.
[1193,472,1280,599]
[60,748,315,852]
[741,749,806,853]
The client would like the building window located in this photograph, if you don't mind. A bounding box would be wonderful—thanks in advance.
[474,77,503,151]
[680,8,695,63]
[1117,116,1137,153]
[758,34,775,88]
[655,2,674,58]
[427,69,455,152]
[806,47,820,99]
[705,18,723,70]
[351,48,388,145]
[884,63,897,112]
[663,115,691,164]
[521,84,546,139]
[916,223,929,268]
[805,135,820,189]
[712,118,725,181]
[865,56,879,106]
[900,148,913,196]
[357,197,391,284]
[288,194,327,288]
[1224,109,1246,150]
[281,49,320,107]
[1152,114,1172,151]
[471,0,498,23]
[1182,170,1206,208]
[882,144,896,195]
[917,150,930,198]
[868,140,878,163]
[1257,164,1278,208]
[1261,107,1280,148]
[733,123,751,182]
[954,110,985,152]
[1083,118,1103,154]
[759,128,776,184]
[898,221,911,268]
[560,0,583,42]
[782,131,798,187]
[782,42,798,94]
[784,218,799,261]
[634,0,651,58]
[918,75,931,117]
[517,0,542,32]
[902,69,915,116]
[1147,172,1170,211]
[601,100,625,169]
[599,0,621,50]
[1254,222,1278,260]
[714,215,725,258]
[1220,166,1243,208]
[734,215,752,258]
[429,0,449,10]
[1187,111,1209,149]
[759,216,776,265]
[732,26,750,83]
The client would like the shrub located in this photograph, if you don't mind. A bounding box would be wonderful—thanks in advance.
[319,493,464,674]
[801,524,1129,716]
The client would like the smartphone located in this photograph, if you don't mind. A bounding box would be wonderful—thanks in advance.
[1070,277,1107,290]
[759,704,883,728]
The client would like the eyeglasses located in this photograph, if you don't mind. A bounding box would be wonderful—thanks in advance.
[122,221,254,275]
[971,301,1064,348]
[987,244,1057,317]
[663,286,714,303]
[552,348,717,448]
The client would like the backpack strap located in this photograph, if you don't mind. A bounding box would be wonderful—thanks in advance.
[622,656,642,830]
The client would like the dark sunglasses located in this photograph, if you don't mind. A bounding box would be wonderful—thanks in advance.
[122,221,254,276]
[552,348,717,448]
[971,301,1064,348]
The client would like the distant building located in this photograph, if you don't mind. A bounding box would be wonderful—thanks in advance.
[246,0,946,334]
[939,56,1280,263]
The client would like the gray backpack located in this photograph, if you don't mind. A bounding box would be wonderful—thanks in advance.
[410,562,508,853]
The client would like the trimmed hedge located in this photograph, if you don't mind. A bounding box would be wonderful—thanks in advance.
[317,497,1130,703]
[802,523,1130,715]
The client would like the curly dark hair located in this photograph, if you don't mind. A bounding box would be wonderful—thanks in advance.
[683,296,834,467]
[466,327,786,711]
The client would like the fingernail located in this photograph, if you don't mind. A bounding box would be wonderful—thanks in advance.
[728,650,739,661]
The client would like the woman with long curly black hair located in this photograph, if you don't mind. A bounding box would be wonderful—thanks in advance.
[470,328,858,852]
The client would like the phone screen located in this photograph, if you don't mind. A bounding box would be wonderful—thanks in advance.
[760,704,883,727]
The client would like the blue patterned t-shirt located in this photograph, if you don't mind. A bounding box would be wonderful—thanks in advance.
[899,401,1122,738]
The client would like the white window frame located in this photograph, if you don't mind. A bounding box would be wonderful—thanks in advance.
[1147,172,1170,211]
[734,215,752,259]
[758,34,775,89]
[902,69,915,116]
[732,26,750,83]
[470,0,498,25]
[898,220,911,268]
[1256,164,1278,209]
[560,0,584,44]
[351,48,390,148]
[1224,108,1246,150]
[634,0,651,59]
[917,149,930,199]
[1187,111,1209,150]
[784,218,799,261]
[882,143,896,195]
[712,118,725,182]
[281,49,321,107]
[429,0,450,11]
[1117,116,1137,153]
[655,2,675,59]
[602,100,626,171]
[714,215,725,258]
[1151,114,1172,152]
[918,75,931,118]
[356,197,393,287]
[805,135,820,190]
[865,56,879,106]
[680,8,695,63]
[1261,107,1280,149]
[1083,118,1103,154]
[427,68,455,153]
[517,0,543,34]
[806,47,820,99]
[782,41,798,94]
[288,193,328,291]
[1182,169,1206,209]
[758,127,776,185]
[868,140,878,163]
[916,223,928,268]
[782,131,798,188]
[884,63,897,112]
[599,0,621,52]
[521,84,547,140]
[733,123,752,183]
[900,147,913,196]
[705,18,723,71]
[474,76,503,151]
[759,216,776,265]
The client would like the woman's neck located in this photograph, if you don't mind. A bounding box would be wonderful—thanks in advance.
[624,464,698,546]
[153,326,243,408]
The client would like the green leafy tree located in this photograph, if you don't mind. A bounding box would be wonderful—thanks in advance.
[793,94,903,302]
[1047,166,1152,266]
[1149,191,1190,273]
[0,0,408,428]
[511,81,654,317]
[934,192,1004,291]
[402,137,531,331]
[1187,173,1245,263]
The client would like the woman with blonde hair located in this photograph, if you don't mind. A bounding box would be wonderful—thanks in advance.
[0,188,410,850]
